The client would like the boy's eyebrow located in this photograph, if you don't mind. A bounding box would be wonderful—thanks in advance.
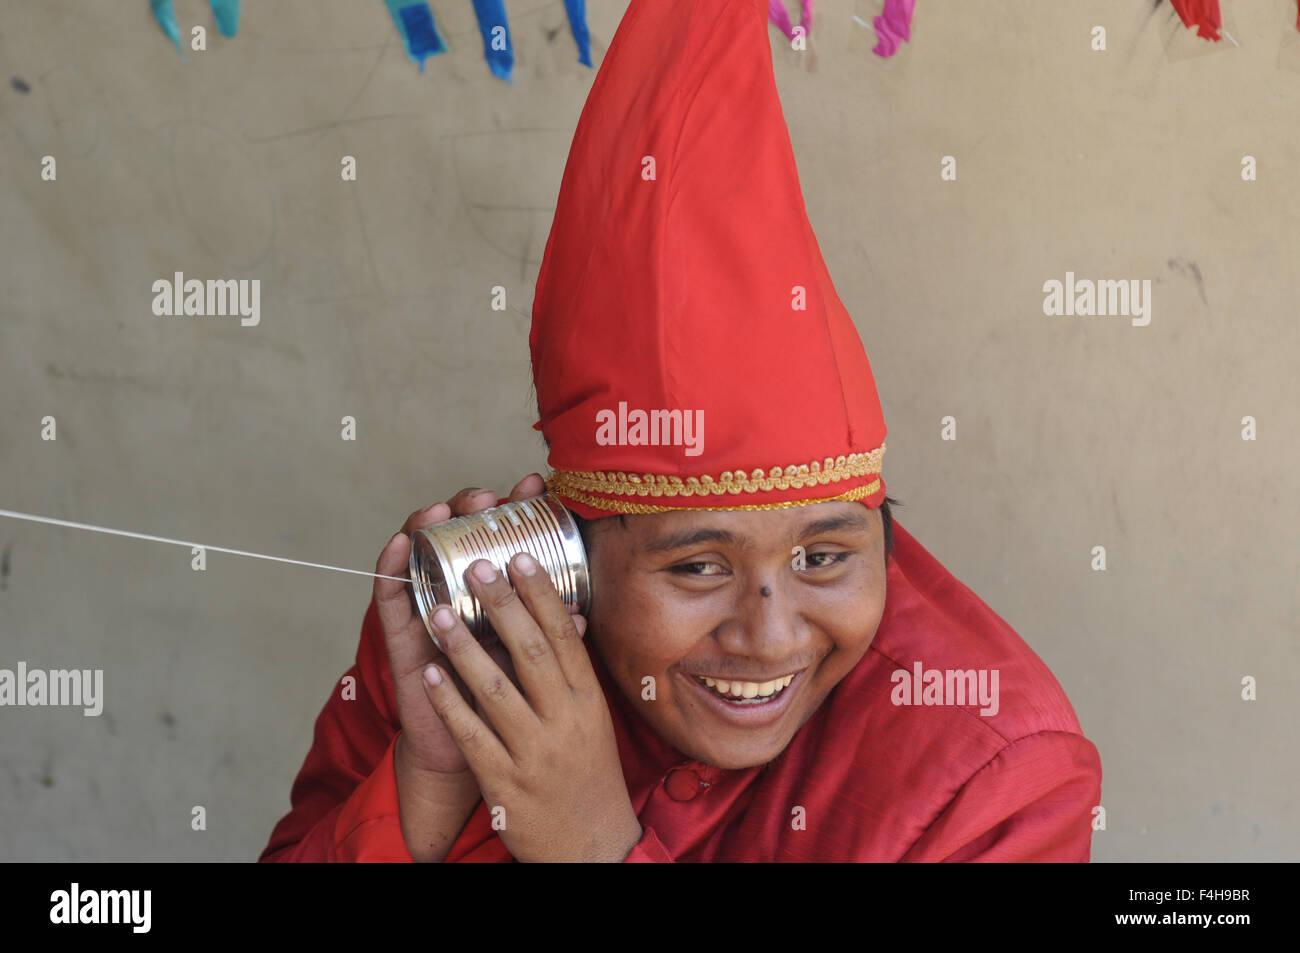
[797,512,872,539]
[641,511,872,554]
[642,527,746,554]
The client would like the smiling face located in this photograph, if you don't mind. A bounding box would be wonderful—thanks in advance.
[582,501,888,771]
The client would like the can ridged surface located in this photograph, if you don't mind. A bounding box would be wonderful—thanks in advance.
[408,493,590,651]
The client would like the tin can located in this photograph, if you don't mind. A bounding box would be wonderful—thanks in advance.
[408,493,591,651]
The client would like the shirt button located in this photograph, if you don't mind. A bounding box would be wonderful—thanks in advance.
[664,766,709,802]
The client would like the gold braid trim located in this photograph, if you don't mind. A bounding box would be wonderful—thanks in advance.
[544,443,885,514]
[550,479,882,514]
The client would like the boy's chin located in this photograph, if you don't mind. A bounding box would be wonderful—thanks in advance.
[677,732,790,771]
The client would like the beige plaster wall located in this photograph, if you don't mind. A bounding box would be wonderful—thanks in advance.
[1,0,1295,860]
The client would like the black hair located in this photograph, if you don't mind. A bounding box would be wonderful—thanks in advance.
[571,496,900,564]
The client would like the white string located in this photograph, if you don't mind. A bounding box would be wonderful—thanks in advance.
[0,509,411,584]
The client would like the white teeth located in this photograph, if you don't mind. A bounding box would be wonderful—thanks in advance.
[697,673,796,702]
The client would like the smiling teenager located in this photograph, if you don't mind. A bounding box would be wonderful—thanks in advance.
[261,0,1101,863]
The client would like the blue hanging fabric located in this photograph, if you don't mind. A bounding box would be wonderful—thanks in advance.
[470,0,514,82]
[385,0,448,71]
[209,0,240,37]
[563,0,592,67]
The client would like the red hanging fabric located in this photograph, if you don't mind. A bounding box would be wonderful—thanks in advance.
[1169,0,1223,41]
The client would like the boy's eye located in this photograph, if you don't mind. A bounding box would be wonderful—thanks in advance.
[672,561,727,576]
[805,551,851,568]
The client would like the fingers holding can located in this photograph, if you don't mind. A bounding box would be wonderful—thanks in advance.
[407,493,590,651]
[401,502,452,536]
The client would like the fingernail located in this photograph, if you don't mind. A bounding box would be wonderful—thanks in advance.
[513,552,539,576]
[433,607,456,630]
[472,560,498,583]
[424,664,443,686]
[389,532,404,547]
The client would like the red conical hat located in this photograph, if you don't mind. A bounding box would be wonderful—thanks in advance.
[530,0,887,519]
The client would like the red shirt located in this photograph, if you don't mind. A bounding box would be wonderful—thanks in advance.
[260,520,1102,862]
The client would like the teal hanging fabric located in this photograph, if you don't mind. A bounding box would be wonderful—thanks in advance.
[151,0,183,52]
[209,0,240,36]
[151,0,240,53]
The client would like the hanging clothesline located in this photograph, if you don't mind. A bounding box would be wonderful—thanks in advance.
[385,0,591,80]
[1163,0,1299,44]
[147,1,1300,75]
[771,0,917,59]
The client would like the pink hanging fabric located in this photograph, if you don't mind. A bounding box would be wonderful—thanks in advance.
[768,0,812,41]
[873,0,916,58]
